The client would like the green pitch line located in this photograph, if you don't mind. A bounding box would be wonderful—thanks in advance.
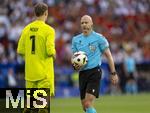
[51,93,150,113]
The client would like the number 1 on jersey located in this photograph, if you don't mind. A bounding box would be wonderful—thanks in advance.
[30,35,35,54]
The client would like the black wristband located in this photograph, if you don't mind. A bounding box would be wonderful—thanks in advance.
[111,72,117,75]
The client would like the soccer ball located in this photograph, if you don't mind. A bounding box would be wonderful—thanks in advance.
[71,51,88,67]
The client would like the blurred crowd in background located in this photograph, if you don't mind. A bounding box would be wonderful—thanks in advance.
[0,0,150,97]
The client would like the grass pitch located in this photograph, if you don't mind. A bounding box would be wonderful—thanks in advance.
[0,93,149,113]
[51,93,150,113]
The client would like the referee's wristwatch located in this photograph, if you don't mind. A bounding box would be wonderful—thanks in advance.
[111,72,117,75]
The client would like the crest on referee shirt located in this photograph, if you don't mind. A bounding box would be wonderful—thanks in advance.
[89,44,96,52]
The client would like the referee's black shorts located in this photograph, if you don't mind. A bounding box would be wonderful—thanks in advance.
[79,66,102,100]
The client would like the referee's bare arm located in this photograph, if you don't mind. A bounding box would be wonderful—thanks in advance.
[104,48,119,85]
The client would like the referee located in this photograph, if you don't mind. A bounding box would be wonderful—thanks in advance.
[71,15,119,113]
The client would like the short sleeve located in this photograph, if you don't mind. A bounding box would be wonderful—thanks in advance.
[98,36,109,53]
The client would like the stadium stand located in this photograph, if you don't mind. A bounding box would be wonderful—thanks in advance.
[0,0,150,96]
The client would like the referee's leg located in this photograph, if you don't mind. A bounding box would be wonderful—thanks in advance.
[82,93,97,113]
[81,67,101,113]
